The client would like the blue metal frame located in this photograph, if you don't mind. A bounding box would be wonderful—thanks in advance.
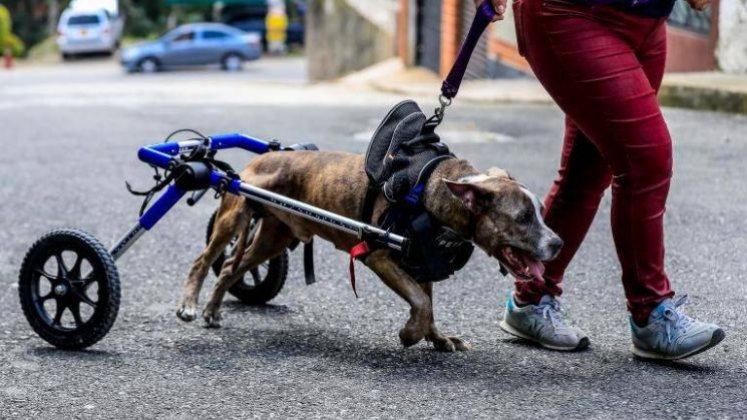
[135,133,271,231]
[109,131,407,261]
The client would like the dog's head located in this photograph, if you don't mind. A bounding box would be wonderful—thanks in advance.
[444,168,562,281]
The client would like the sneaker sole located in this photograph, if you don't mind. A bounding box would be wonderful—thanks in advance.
[631,328,726,361]
[499,320,590,352]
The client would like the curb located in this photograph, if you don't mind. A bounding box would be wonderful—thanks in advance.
[369,80,554,106]
[658,83,747,115]
[372,79,747,114]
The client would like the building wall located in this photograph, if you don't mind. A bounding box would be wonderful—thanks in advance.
[399,0,725,77]
[717,0,747,73]
[307,0,396,81]
[439,0,460,76]
[665,0,720,72]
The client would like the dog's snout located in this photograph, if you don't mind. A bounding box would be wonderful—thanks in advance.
[547,236,563,260]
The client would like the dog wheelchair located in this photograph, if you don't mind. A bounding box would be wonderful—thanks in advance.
[17,2,499,350]
[17,133,409,350]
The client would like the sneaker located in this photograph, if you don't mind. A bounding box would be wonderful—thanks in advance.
[499,293,590,351]
[630,295,725,361]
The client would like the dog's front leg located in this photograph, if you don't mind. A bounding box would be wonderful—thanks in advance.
[365,252,432,348]
[419,282,471,352]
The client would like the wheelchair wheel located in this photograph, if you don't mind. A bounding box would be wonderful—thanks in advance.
[18,228,120,350]
[207,211,288,305]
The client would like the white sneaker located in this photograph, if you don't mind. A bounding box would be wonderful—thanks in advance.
[499,292,589,351]
[630,295,725,360]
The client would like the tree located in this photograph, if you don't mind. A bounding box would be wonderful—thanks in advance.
[48,0,60,37]
[0,4,25,57]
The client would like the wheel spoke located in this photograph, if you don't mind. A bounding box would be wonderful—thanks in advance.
[249,267,261,285]
[69,302,83,327]
[82,273,97,289]
[69,254,83,279]
[52,301,65,326]
[37,291,55,302]
[54,252,68,278]
[75,289,97,308]
[34,268,57,281]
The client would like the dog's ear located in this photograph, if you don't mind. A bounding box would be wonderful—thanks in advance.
[443,179,488,213]
[487,167,512,180]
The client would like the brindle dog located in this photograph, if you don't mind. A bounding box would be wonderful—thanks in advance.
[176,151,562,352]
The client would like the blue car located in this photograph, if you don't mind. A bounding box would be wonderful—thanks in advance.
[121,23,262,73]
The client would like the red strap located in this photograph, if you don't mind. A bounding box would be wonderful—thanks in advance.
[349,242,371,298]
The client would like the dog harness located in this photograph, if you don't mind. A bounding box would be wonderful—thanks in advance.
[347,2,501,294]
[349,100,475,293]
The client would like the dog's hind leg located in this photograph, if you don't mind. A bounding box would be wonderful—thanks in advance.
[365,251,432,348]
[202,216,295,327]
[176,195,251,322]
[419,282,471,352]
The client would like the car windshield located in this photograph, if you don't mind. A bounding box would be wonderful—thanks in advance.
[67,15,101,26]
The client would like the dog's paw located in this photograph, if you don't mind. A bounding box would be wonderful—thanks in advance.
[431,336,471,352]
[176,304,198,322]
[447,336,472,352]
[202,308,223,328]
[399,327,425,348]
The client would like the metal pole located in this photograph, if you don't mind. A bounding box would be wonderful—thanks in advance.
[237,182,407,252]
[110,223,146,261]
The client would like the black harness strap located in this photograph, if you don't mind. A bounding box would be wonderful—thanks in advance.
[361,184,380,226]
[303,240,316,285]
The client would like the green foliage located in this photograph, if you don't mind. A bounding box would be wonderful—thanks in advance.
[0,4,25,56]
[0,5,11,38]
[5,32,24,56]
[123,0,162,38]
[1,0,53,56]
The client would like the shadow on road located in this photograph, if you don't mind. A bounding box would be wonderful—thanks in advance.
[29,346,123,361]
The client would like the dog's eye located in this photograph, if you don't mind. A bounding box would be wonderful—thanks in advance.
[517,210,532,225]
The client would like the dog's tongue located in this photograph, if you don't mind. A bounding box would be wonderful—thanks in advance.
[520,253,545,281]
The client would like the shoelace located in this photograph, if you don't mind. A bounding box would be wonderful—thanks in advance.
[661,295,695,343]
[538,298,572,333]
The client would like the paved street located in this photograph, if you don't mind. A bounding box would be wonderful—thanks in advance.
[1,59,746,419]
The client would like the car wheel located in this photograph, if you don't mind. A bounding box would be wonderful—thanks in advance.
[138,57,160,74]
[221,53,243,72]
[61,53,72,61]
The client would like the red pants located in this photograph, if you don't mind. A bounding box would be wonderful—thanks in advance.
[512,0,675,325]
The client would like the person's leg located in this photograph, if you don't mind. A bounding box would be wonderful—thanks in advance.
[515,0,676,323]
[514,117,612,304]
[508,0,724,359]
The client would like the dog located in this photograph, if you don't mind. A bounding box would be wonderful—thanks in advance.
[176,151,562,352]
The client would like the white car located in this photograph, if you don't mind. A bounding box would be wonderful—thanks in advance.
[57,8,123,59]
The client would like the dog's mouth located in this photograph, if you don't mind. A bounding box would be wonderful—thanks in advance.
[498,246,545,281]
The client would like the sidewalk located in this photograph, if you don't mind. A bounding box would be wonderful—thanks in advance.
[349,59,747,114]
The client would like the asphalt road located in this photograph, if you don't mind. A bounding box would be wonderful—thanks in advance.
[1,59,746,419]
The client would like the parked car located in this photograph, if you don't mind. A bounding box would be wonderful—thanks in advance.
[120,23,262,73]
[57,8,123,59]
[221,2,305,50]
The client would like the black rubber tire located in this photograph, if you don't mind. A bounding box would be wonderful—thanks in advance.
[18,228,120,350]
[221,52,243,71]
[206,211,288,305]
[138,57,160,73]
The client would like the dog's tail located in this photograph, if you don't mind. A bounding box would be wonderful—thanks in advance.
[230,216,254,275]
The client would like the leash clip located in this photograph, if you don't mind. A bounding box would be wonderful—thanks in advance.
[436,94,452,121]
[425,94,453,130]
